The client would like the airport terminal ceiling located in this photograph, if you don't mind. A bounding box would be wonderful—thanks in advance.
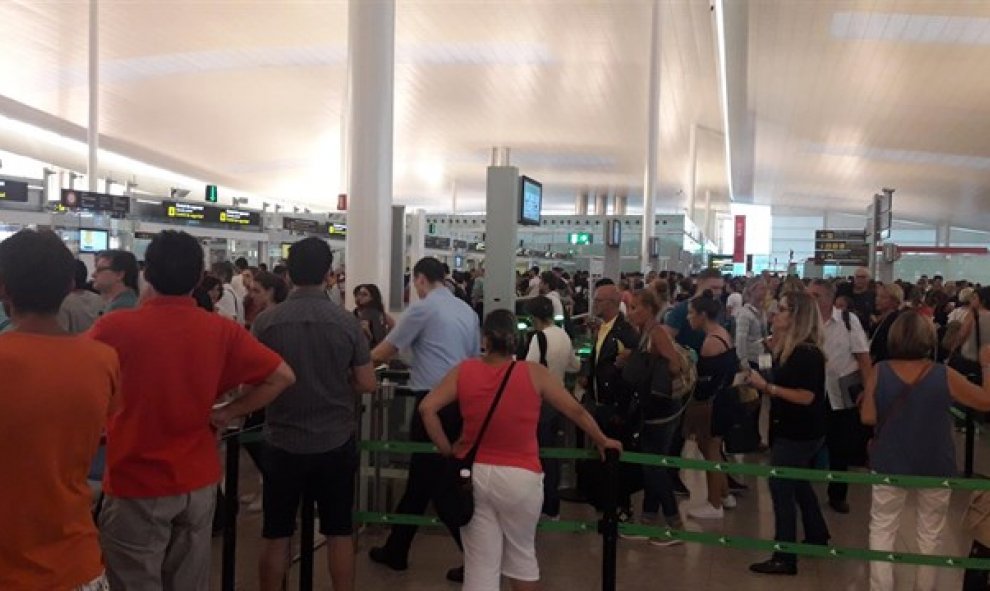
[0,1,989,229]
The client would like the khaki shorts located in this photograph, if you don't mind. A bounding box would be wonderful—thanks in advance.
[682,399,713,441]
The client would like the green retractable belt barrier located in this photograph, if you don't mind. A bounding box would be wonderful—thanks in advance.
[351,512,990,571]
[357,440,990,491]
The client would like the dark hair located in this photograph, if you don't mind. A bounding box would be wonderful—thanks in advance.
[234,257,249,271]
[97,249,140,291]
[145,231,205,295]
[697,268,722,282]
[689,289,722,320]
[253,271,288,304]
[73,259,89,290]
[288,238,333,286]
[412,257,446,283]
[527,295,555,322]
[354,283,386,314]
[483,309,517,356]
[272,264,287,279]
[540,271,559,291]
[192,275,222,312]
[258,262,268,272]
[594,277,615,288]
[887,310,935,360]
[0,230,75,315]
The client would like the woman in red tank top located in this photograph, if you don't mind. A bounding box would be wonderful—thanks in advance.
[420,310,621,591]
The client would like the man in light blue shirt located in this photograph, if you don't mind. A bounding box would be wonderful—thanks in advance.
[368,257,480,582]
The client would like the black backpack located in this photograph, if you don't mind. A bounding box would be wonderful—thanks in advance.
[518,330,548,366]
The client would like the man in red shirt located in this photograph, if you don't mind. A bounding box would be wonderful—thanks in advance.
[90,231,295,590]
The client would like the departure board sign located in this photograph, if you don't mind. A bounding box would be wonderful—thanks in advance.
[327,222,347,239]
[283,216,323,233]
[0,179,29,202]
[814,230,870,266]
[216,208,258,226]
[425,235,452,250]
[61,189,130,216]
[164,201,206,221]
[162,201,261,227]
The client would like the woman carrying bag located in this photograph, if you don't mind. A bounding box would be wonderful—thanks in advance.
[419,310,621,591]
[860,310,990,591]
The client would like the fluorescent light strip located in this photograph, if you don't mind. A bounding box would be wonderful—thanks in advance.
[805,142,990,171]
[831,11,990,45]
[713,0,735,201]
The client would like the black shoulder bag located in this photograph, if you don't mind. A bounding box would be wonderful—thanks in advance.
[437,361,517,528]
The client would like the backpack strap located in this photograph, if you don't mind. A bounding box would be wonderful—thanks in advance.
[536,330,548,367]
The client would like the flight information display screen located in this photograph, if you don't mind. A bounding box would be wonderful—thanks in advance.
[519,176,542,226]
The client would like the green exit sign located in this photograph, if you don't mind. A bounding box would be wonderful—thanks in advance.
[205,185,218,203]
[568,232,592,245]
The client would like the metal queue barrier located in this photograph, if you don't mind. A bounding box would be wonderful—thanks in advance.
[220,341,990,590]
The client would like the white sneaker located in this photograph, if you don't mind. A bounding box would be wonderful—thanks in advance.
[239,492,259,504]
[247,497,263,513]
[722,494,737,509]
[620,515,657,541]
[649,537,684,547]
[688,503,724,520]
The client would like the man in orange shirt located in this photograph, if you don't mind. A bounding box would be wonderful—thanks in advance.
[0,229,119,591]
[90,230,295,590]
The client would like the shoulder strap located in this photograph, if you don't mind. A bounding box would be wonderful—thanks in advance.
[536,331,548,367]
[711,333,732,351]
[876,362,933,439]
[464,362,516,464]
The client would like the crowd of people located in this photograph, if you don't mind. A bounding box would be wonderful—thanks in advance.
[3,225,990,591]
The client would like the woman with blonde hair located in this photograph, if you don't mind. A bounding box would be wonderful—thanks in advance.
[746,291,830,576]
[862,310,990,590]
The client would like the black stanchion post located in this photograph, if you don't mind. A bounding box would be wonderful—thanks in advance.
[299,491,315,591]
[966,408,976,478]
[221,431,240,591]
[599,449,619,591]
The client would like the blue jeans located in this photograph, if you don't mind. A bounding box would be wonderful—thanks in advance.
[641,420,680,522]
[770,437,830,565]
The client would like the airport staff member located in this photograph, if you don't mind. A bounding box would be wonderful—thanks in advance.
[367,257,481,583]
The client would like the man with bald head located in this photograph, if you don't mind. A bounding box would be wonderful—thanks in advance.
[585,282,639,515]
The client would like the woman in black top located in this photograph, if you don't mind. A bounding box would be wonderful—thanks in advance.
[684,292,738,520]
[746,290,829,576]
[353,283,394,348]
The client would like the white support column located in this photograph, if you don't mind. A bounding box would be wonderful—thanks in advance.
[407,209,426,303]
[936,222,951,247]
[88,0,99,192]
[641,0,661,272]
[575,190,589,215]
[687,123,698,222]
[344,0,394,309]
[594,190,608,216]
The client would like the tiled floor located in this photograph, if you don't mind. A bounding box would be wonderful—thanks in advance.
[210,436,982,590]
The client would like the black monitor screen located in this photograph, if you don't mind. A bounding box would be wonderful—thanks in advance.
[79,229,108,253]
[607,219,622,247]
[519,176,542,226]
